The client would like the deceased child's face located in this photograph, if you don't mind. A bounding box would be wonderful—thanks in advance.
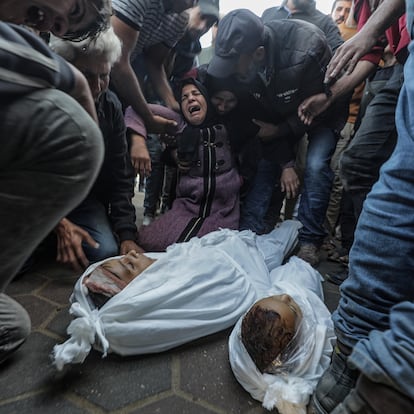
[181,83,208,125]
[255,294,302,333]
[100,251,156,284]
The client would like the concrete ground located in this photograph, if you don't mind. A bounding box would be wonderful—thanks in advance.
[1,192,343,414]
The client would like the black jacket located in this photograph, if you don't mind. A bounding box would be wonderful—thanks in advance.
[88,90,137,242]
[243,19,335,163]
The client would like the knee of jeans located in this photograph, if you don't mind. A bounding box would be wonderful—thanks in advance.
[305,156,330,177]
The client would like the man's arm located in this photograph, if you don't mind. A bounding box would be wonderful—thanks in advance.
[110,16,178,133]
[325,0,406,82]
[145,43,180,112]
[298,59,375,125]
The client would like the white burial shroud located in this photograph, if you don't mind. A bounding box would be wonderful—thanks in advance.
[53,221,302,369]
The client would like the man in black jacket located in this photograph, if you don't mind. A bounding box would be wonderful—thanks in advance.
[208,9,346,266]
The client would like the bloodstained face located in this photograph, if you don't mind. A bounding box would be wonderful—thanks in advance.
[99,251,156,284]
[254,294,302,333]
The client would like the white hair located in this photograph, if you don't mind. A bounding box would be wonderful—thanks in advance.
[50,27,122,66]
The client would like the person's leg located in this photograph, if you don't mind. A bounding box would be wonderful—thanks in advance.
[340,64,403,219]
[0,294,31,364]
[67,198,119,262]
[326,122,354,234]
[310,43,414,414]
[143,134,164,224]
[297,126,338,265]
[0,89,104,291]
[239,159,279,234]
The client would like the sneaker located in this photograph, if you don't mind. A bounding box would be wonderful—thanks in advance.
[142,215,154,226]
[325,269,349,285]
[331,375,414,414]
[308,350,359,414]
[297,243,320,267]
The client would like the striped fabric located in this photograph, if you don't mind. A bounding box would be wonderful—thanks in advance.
[112,0,188,54]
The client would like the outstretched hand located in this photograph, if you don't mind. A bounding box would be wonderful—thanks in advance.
[147,114,178,135]
[55,218,99,272]
[325,30,377,83]
[298,93,332,126]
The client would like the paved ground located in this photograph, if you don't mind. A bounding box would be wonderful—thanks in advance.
[1,192,343,414]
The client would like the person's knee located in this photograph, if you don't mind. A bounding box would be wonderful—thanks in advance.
[0,294,31,363]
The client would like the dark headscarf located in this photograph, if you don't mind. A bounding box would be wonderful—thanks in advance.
[178,77,219,128]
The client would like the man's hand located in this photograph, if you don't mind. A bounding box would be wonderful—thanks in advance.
[253,119,280,143]
[146,114,178,135]
[120,240,145,255]
[130,134,151,176]
[280,167,300,199]
[298,93,332,126]
[55,218,99,272]
[325,31,377,83]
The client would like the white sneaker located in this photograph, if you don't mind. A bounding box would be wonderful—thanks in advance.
[142,215,154,226]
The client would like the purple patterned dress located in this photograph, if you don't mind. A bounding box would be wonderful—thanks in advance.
[138,122,241,251]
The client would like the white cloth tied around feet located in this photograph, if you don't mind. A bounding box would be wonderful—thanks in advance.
[228,257,336,413]
[53,221,302,369]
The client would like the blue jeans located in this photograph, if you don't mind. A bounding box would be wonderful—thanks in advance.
[239,159,280,234]
[68,197,119,263]
[333,25,414,400]
[297,126,338,245]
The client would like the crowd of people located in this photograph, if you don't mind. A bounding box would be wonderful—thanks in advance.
[1,0,414,413]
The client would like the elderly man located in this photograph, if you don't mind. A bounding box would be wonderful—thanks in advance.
[0,0,111,363]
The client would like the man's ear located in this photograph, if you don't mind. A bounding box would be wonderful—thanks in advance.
[252,46,265,63]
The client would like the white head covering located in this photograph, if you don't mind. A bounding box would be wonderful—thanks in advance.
[228,258,335,413]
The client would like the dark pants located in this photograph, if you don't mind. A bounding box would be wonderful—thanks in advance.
[340,64,404,216]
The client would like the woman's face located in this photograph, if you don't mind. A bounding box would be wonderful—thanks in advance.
[255,294,302,333]
[73,54,111,102]
[181,83,208,126]
[1,0,102,39]
[211,90,238,116]
[100,251,156,284]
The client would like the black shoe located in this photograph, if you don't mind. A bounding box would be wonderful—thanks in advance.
[331,374,414,414]
[325,269,349,285]
[308,350,359,414]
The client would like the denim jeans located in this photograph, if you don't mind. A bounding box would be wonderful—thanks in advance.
[333,25,414,400]
[0,90,104,291]
[340,64,403,216]
[239,159,280,234]
[297,126,338,245]
[67,197,119,263]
